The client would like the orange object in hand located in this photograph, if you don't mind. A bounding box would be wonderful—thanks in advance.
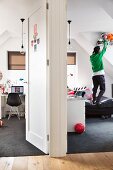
[107,33,113,41]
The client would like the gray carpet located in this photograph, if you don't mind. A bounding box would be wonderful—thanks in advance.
[67,117,113,153]
[0,117,45,157]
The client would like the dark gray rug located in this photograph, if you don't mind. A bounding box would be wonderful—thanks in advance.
[0,117,45,157]
[67,117,113,154]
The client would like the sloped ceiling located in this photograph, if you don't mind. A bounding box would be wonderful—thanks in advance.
[68,0,113,34]
[68,0,113,77]
[1,0,113,66]
[0,0,38,46]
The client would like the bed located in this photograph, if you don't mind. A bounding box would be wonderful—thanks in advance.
[85,96,113,118]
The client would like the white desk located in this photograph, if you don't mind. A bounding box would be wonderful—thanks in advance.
[67,97,85,132]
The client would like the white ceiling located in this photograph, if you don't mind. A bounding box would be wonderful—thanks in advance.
[0,0,38,46]
[1,0,113,51]
[1,0,113,45]
[68,0,113,40]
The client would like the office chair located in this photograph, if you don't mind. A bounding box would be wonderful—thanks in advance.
[6,93,22,120]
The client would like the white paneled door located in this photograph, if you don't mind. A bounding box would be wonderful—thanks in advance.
[26,5,49,154]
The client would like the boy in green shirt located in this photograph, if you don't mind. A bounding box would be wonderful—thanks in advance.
[90,40,108,105]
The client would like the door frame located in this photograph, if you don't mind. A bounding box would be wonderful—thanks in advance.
[48,0,67,157]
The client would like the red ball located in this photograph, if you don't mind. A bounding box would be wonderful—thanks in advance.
[0,120,4,127]
[74,123,85,134]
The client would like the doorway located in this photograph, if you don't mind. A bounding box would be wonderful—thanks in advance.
[0,0,49,157]
[67,0,113,154]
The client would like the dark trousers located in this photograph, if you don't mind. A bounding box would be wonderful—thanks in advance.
[92,75,105,103]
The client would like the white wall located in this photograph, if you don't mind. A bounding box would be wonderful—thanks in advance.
[67,65,77,89]
[104,73,113,98]
[105,46,113,66]
[77,44,92,89]
[0,37,26,93]
[67,39,92,89]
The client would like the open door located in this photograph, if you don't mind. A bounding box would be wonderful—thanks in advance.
[26,4,49,154]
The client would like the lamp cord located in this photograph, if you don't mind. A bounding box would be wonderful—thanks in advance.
[67,20,72,45]
[69,23,70,45]
[22,21,23,48]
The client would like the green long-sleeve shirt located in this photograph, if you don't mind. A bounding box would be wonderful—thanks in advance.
[90,41,108,73]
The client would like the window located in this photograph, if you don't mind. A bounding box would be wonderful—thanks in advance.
[67,52,76,65]
[8,51,25,70]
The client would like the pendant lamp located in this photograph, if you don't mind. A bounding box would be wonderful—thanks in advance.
[20,18,25,54]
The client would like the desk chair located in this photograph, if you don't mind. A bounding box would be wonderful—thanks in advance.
[6,93,22,120]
